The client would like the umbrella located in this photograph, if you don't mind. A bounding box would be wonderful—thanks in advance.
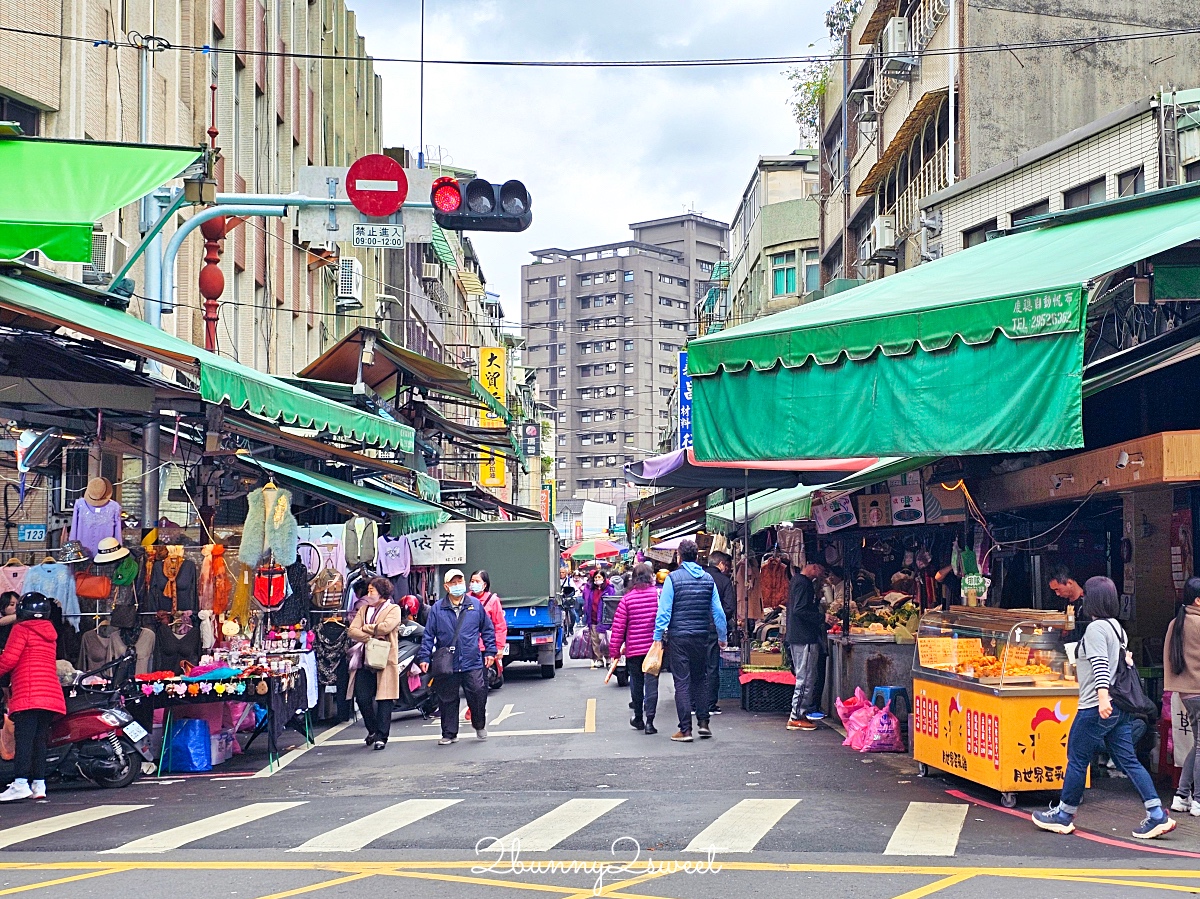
[563,539,622,561]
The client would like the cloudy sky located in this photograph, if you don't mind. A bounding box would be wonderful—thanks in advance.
[349,0,829,320]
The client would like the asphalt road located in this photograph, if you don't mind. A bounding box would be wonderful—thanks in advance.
[1,651,1198,898]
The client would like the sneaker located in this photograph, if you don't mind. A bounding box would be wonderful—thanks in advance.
[787,718,817,731]
[671,731,693,743]
[630,717,645,730]
[1172,793,1191,813]
[475,728,488,741]
[1191,800,1200,818]
[364,733,377,747]
[805,710,827,721]
[437,737,457,746]
[372,741,386,751]
[29,781,46,800]
[1032,805,1076,835]
[1133,811,1177,840]
[710,706,722,715]
[697,722,712,739]
[0,781,31,803]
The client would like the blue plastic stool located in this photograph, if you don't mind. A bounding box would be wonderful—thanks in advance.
[871,686,911,722]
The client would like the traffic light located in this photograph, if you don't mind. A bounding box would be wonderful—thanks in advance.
[429,176,533,232]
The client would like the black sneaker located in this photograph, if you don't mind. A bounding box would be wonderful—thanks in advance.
[697,721,713,739]
[710,706,722,715]
[630,717,645,730]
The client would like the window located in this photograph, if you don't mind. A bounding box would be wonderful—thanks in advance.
[804,249,820,293]
[962,219,997,249]
[580,366,591,377]
[1063,177,1106,210]
[604,340,616,351]
[658,297,673,307]
[555,456,566,467]
[607,272,617,282]
[1118,166,1145,197]
[659,274,673,285]
[557,275,566,287]
[624,386,635,397]
[576,480,590,489]
[580,275,592,286]
[557,366,566,377]
[558,298,566,310]
[624,317,634,326]
[624,433,634,444]
[1011,199,1050,224]
[580,412,591,423]
[580,435,592,446]
[659,410,670,419]
[606,456,617,466]
[605,386,618,397]
[660,387,673,397]
[677,279,688,289]
[580,344,591,354]
[605,295,616,305]
[606,317,617,327]
[699,260,714,274]
[623,294,634,305]
[557,434,567,446]
[624,456,634,465]
[0,96,39,135]
[581,458,592,468]
[771,251,797,296]
[1187,161,1200,183]
[676,300,688,309]
[557,479,567,490]
[603,479,614,488]
[579,298,591,309]
[558,412,567,422]
[659,342,679,352]
[605,363,617,374]
[623,271,634,282]
[624,362,634,373]
[624,410,636,420]
[659,364,675,374]
[622,339,633,351]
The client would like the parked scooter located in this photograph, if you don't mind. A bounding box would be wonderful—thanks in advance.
[391,620,437,718]
[0,650,154,790]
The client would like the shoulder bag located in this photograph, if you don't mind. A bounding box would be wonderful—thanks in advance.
[364,605,392,671]
[1090,620,1158,718]
[429,603,470,678]
[75,564,113,601]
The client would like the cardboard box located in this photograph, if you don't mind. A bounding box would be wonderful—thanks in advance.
[813,497,858,534]
[749,650,785,668]
[891,491,926,525]
[856,494,892,528]
[210,728,236,766]
[923,482,967,523]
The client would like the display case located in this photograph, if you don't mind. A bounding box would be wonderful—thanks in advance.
[911,608,1079,807]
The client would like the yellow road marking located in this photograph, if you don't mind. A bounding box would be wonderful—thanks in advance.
[0,868,125,895]
[379,868,588,894]
[585,697,597,732]
[889,873,975,899]
[1052,874,1200,894]
[251,872,375,899]
[560,866,675,899]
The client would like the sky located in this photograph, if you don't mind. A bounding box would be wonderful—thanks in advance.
[348,0,830,323]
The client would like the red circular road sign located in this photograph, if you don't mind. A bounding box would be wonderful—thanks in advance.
[346,154,408,217]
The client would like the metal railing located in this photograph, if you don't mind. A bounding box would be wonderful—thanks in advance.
[884,141,949,237]
[874,0,948,114]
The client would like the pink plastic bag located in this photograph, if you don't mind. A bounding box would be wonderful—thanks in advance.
[408,671,422,693]
[862,701,906,753]
[843,703,877,750]
[836,687,870,727]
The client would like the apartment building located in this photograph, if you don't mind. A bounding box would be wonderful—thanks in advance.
[523,214,728,509]
[818,0,1200,283]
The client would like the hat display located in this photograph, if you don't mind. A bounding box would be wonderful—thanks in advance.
[84,477,113,508]
[57,541,90,564]
[111,554,139,586]
[93,537,130,565]
[443,568,465,584]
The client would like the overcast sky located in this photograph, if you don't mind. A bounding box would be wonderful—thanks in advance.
[349,0,829,322]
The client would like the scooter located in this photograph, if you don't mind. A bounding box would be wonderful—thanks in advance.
[391,621,437,718]
[0,650,154,790]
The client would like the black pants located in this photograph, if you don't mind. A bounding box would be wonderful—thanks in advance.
[703,636,720,715]
[12,709,55,781]
[667,634,709,734]
[434,668,488,739]
[354,670,394,742]
[626,654,660,723]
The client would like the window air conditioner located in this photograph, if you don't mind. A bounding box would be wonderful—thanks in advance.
[336,256,364,310]
[871,215,897,251]
[83,230,128,285]
[421,262,441,281]
[880,18,913,74]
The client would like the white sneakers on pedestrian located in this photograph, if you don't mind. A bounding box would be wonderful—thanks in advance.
[0,780,32,802]
[30,781,46,800]
[476,728,488,741]
[1171,794,1200,816]
[438,737,457,746]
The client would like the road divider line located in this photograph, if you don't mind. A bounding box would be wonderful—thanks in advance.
[324,727,585,745]
[883,802,969,857]
[684,798,799,853]
[251,872,376,899]
[0,868,128,896]
[585,698,596,733]
[289,799,462,853]
[491,798,625,852]
[0,806,149,849]
[103,801,307,854]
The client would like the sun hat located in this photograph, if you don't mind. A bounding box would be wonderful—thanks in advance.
[93,537,130,565]
[84,477,113,508]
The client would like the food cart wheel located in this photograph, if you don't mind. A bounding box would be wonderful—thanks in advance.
[1000,792,1018,808]
[917,762,930,777]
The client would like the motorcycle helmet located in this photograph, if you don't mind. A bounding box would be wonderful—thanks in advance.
[400,594,420,619]
[16,591,51,621]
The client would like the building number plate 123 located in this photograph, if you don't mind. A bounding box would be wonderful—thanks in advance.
[352,224,404,248]
[17,524,46,543]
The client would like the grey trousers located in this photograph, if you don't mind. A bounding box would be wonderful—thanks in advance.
[1177,696,1200,797]
[789,643,821,719]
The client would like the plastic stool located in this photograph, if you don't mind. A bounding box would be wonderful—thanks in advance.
[871,686,911,722]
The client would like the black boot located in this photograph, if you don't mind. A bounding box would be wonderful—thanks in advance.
[630,715,645,730]
[644,717,657,735]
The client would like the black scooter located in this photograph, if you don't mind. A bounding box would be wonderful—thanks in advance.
[391,621,437,718]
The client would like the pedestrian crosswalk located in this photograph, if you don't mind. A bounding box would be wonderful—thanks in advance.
[0,798,975,856]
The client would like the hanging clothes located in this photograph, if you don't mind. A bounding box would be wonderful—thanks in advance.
[0,561,28,595]
[24,562,80,625]
[150,556,199,613]
[70,498,122,558]
[376,535,411,578]
[154,614,201,674]
[297,525,347,579]
[239,485,298,567]
[343,517,378,568]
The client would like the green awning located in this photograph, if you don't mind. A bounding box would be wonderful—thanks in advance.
[0,137,202,262]
[415,472,441,502]
[431,223,457,268]
[252,458,449,536]
[0,273,415,453]
[689,186,1200,461]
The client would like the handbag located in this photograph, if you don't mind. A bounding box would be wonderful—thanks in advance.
[1091,620,1158,718]
[642,640,664,676]
[365,637,391,671]
[253,564,288,609]
[308,566,344,611]
[74,565,112,601]
[429,603,470,678]
[569,629,591,660]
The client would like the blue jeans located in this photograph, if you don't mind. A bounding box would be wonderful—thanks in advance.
[1059,706,1161,815]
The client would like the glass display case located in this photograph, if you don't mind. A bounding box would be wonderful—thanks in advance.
[915,607,1074,690]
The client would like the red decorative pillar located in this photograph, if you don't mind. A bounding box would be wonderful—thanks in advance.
[199,216,226,353]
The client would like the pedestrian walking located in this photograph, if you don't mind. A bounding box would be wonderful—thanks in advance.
[469,570,508,689]
[654,540,727,743]
[0,593,67,801]
[1167,576,1200,817]
[610,563,660,734]
[786,561,829,731]
[347,577,401,751]
[418,569,496,745]
[703,552,736,716]
[581,571,614,669]
[1033,576,1176,839]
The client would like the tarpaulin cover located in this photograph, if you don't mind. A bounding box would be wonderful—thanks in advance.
[0,137,201,262]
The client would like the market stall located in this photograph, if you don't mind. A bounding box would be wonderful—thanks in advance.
[911,607,1077,807]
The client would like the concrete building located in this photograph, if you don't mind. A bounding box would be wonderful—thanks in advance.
[818,0,1200,283]
[523,214,728,509]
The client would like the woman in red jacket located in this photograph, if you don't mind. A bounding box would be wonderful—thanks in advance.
[0,593,66,802]
[609,564,661,734]
[470,570,508,689]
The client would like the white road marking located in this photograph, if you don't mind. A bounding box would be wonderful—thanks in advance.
[684,799,799,853]
[323,727,586,745]
[489,704,523,726]
[235,719,354,780]
[883,802,970,857]
[103,802,306,853]
[491,798,625,852]
[0,805,149,849]
[289,799,462,852]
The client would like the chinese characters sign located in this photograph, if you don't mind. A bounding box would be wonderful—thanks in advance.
[678,351,692,449]
[479,448,505,489]
[478,346,507,488]
[407,521,467,566]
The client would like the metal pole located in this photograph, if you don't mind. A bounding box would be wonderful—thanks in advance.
[948,0,957,184]
[418,0,425,169]
[138,37,160,529]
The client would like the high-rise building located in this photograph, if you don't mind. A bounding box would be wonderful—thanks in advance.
[523,214,728,509]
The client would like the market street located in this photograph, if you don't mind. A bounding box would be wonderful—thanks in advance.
[0,656,1198,898]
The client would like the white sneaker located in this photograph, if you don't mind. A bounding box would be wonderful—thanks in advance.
[1190,800,1200,818]
[476,728,488,741]
[0,781,32,802]
[29,781,45,800]
[1173,794,1192,813]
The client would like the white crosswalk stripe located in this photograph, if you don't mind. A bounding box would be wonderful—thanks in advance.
[289,799,463,852]
[883,802,969,856]
[684,799,800,853]
[103,802,307,854]
[490,798,626,852]
[0,805,150,849]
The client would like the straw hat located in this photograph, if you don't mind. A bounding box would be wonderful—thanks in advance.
[84,477,113,508]
[93,537,130,565]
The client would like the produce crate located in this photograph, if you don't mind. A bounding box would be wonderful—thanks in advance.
[749,650,785,668]
[742,679,793,715]
[718,667,742,700]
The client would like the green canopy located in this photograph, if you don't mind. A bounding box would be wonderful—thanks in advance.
[0,137,202,262]
[252,458,449,536]
[689,186,1200,461]
[0,273,415,452]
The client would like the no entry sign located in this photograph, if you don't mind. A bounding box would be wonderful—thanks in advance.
[346,154,408,217]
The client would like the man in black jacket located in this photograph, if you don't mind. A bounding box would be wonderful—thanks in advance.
[703,552,737,716]
[786,561,828,731]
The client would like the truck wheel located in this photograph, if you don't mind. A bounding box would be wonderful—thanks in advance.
[540,664,556,679]
[615,670,629,688]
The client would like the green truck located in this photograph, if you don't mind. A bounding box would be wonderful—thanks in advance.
[457,520,564,679]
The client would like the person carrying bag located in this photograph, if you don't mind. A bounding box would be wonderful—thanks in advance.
[348,578,401,751]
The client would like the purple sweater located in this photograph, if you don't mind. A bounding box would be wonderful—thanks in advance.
[609,584,659,659]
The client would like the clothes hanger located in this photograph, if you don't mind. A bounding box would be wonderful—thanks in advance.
[4,557,22,567]
[42,555,57,564]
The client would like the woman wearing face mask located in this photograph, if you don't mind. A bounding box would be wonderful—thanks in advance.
[581,571,614,670]
[347,578,402,751]
[470,570,508,690]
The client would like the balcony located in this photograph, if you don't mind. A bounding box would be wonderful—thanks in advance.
[884,141,949,239]
[874,0,948,114]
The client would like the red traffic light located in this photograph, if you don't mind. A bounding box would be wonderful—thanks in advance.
[431,176,463,213]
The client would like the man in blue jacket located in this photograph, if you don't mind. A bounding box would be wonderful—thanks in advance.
[654,540,727,743]
[418,568,497,745]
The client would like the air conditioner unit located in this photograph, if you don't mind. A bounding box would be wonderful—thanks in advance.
[858,92,878,122]
[83,230,128,285]
[336,257,364,310]
[421,262,441,281]
[880,17,914,74]
[872,215,897,250]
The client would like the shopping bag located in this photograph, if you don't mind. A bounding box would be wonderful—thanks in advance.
[0,715,13,762]
[569,630,591,660]
[163,718,213,773]
[642,641,664,676]
[835,687,870,727]
[862,701,906,753]
[843,704,877,751]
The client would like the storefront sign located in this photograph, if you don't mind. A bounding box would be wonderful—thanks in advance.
[479,448,506,489]
[478,346,507,488]
[813,498,857,534]
[855,494,892,527]
[678,351,692,449]
[890,491,926,525]
[539,488,551,523]
[407,521,467,566]
[16,524,45,543]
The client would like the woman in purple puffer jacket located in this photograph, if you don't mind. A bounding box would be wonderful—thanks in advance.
[610,563,661,734]
[581,571,615,669]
